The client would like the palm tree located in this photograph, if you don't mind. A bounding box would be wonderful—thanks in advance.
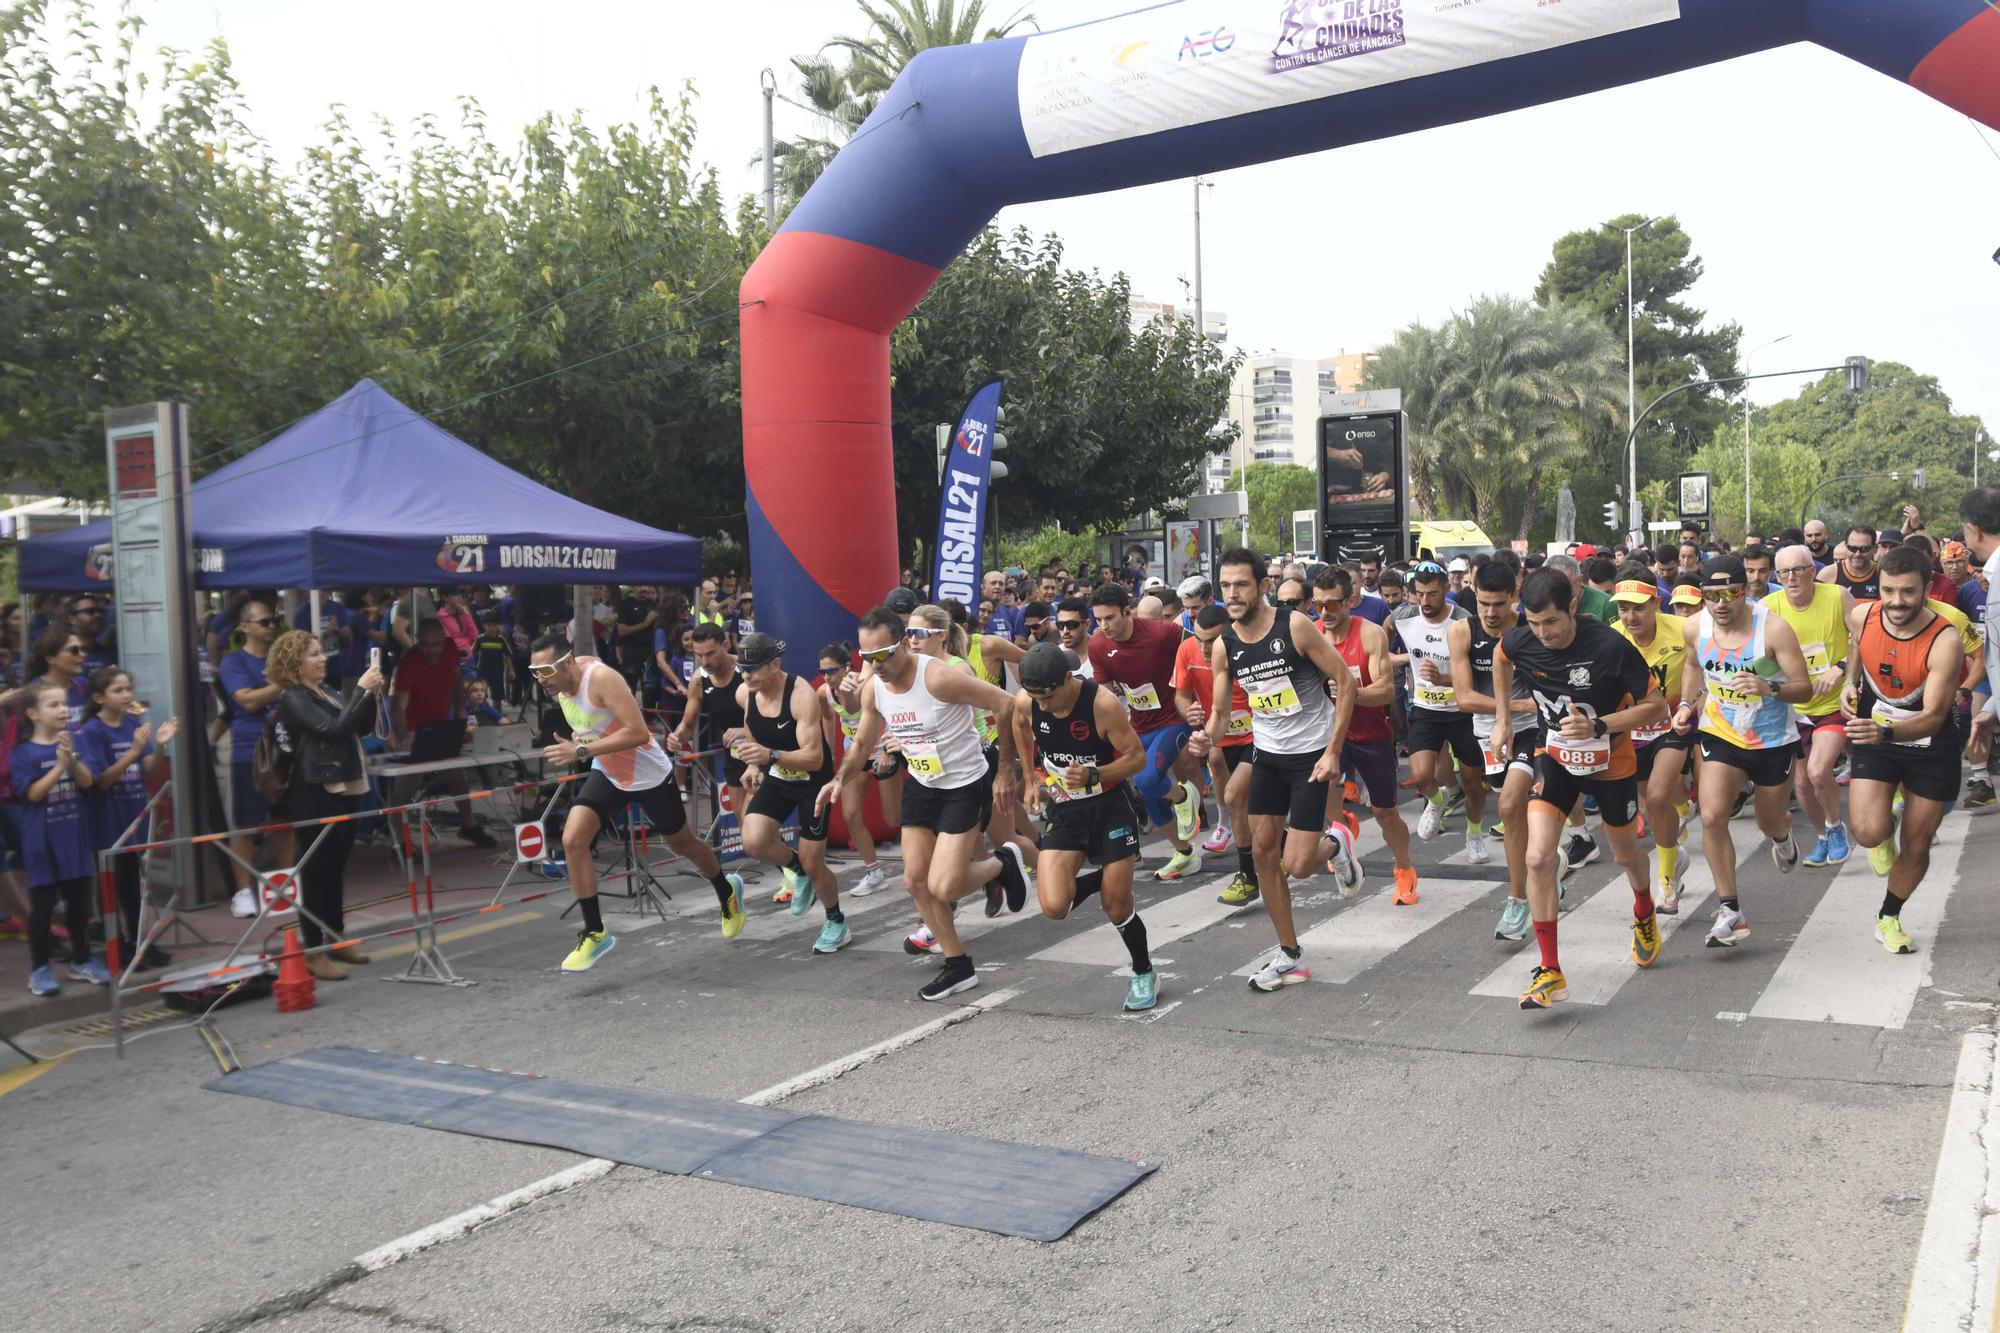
[1365,321,1448,518]
[828,0,1037,97]
[754,54,877,212]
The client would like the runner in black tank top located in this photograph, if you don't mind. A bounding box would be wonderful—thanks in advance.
[673,625,750,825]
[734,639,850,952]
[1012,645,1161,1012]
[1829,527,1882,601]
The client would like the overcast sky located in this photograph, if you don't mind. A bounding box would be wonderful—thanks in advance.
[120,0,2000,451]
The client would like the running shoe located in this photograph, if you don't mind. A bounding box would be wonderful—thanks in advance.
[1172,780,1202,842]
[1156,849,1203,881]
[67,958,110,986]
[1893,790,1905,815]
[1443,788,1466,818]
[1325,822,1362,898]
[1705,906,1750,948]
[1495,895,1531,942]
[851,865,889,897]
[1868,834,1897,877]
[1657,854,1684,916]
[1631,914,1663,968]
[1202,823,1233,854]
[1392,866,1419,907]
[1343,779,1360,806]
[788,873,817,917]
[1464,829,1490,865]
[1730,789,1751,820]
[1770,834,1800,875]
[540,859,569,880]
[1247,951,1308,992]
[1966,778,1996,809]
[1124,969,1159,1012]
[781,862,810,900]
[1676,808,1691,847]
[1518,965,1568,1010]
[985,877,1005,917]
[772,884,794,905]
[918,956,979,1001]
[1582,794,1600,817]
[903,926,941,955]
[812,919,851,954]
[1801,833,1832,867]
[1824,822,1852,865]
[1417,794,1445,841]
[1875,914,1915,955]
[1216,872,1259,907]
[1558,833,1599,881]
[229,887,258,919]
[996,843,1030,912]
[561,929,616,971]
[27,965,58,997]
[720,876,746,939]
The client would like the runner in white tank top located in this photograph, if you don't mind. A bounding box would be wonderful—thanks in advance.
[822,609,1030,1001]
[530,638,745,973]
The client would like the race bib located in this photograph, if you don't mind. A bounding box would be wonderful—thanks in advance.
[1483,744,1508,777]
[1247,684,1301,717]
[1547,734,1610,776]
[771,762,812,782]
[1871,699,1931,748]
[1631,717,1668,745]
[838,714,859,741]
[1120,680,1162,712]
[1801,641,1832,674]
[1226,709,1254,737]
[1040,768,1102,802]
[900,735,944,778]
[1413,674,1456,708]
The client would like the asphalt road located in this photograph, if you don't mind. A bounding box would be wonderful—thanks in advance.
[8,792,1997,1333]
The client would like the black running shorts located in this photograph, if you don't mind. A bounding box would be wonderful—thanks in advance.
[1248,747,1328,834]
[1040,787,1142,864]
[1530,754,1639,829]
[573,769,686,838]
[1847,727,1965,805]
[1407,708,1484,773]
[900,775,992,836]
[1697,733,1798,789]
[745,768,834,842]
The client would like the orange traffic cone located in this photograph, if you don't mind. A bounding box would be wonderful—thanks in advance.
[274,927,316,1013]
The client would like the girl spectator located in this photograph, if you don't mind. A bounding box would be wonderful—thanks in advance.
[269,629,389,980]
[655,624,695,715]
[10,683,108,995]
[78,667,178,971]
[464,677,505,728]
[816,644,890,897]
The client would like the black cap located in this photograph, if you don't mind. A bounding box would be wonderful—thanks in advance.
[1018,641,1076,691]
[884,587,922,615]
[736,632,786,668]
[1699,555,1747,588]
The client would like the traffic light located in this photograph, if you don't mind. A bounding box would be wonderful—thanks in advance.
[1912,467,1926,491]
[1844,356,1869,396]
[1602,500,1620,529]
[935,423,950,483]
[989,406,1009,482]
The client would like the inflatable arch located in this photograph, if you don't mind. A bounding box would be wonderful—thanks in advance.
[740,0,1999,665]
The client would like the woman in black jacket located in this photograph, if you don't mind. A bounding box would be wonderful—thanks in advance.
[268,629,386,980]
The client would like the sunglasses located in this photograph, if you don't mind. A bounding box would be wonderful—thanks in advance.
[858,644,899,663]
[1023,620,1045,634]
[903,626,938,640]
[1847,545,1875,556]
[1055,620,1086,632]
[242,616,276,628]
[1700,586,1747,603]
[527,651,573,679]
[59,644,85,655]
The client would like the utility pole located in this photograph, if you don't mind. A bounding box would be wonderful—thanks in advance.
[1621,217,1658,529]
[760,68,777,229]
[1741,333,1791,533]
[1192,176,1206,343]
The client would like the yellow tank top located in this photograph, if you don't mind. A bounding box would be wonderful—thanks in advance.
[1768,584,1848,717]
[1615,613,1687,746]
[949,651,1000,744]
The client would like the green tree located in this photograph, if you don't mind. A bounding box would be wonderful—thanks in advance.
[756,55,874,213]
[1535,214,1744,514]
[828,0,1035,97]
[1225,463,1316,555]
[891,228,1238,562]
[998,521,1112,583]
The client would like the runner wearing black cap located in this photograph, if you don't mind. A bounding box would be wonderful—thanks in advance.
[1011,641,1159,1011]
[734,634,849,954]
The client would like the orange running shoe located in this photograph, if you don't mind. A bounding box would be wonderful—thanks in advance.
[1343,779,1360,806]
[1393,866,1420,906]
[1343,809,1360,839]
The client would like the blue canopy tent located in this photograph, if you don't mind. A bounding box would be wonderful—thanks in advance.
[19,379,700,590]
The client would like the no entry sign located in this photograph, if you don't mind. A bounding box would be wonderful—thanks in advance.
[260,867,299,912]
[514,822,547,863]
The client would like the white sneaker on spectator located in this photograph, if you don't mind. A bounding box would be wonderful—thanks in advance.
[229,888,258,919]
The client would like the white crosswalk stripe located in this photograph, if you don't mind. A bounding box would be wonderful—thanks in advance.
[1749,824,1965,1029]
[1231,874,1491,984]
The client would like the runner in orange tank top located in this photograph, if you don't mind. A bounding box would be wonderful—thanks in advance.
[1313,567,1416,903]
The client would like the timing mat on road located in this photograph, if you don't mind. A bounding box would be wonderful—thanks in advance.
[206,1045,1154,1241]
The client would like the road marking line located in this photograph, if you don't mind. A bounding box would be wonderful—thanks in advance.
[0,1050,74,1099]
[1750,831,1963,1029]
[1903,1030,2000,1332]
[371,911,541,960]
[348,987,1019,1275]
[1234,875,1489,984]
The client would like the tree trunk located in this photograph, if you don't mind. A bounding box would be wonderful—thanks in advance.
[572,586,597,657]
[1515,467,1544,544]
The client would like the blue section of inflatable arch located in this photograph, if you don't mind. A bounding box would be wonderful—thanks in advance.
[742,0,2000,673]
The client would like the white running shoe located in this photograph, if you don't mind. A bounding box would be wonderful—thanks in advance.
[1202,823,1233,854]
[1247,950,1308,992]
[1706,906,1750,948]
[1417,797,1444,841]
[1325,823,1363,898]
[229,888,258,919]
[851,865,889,897]
[1464,830,1490,865]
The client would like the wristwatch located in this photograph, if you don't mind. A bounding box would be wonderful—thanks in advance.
[575,742,592,763]
[1877,723,1894,745]
[1083,764,1101,788]
[1590,717,1608,739]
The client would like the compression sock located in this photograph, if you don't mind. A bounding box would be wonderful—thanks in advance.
[709,874,736,908]
[1533,919,1560,971]
[1658,846,1679,887]
[827,904,845,924]
[1238,848,1256,879]
[1720,896,1740,914]
[1114,911,1151,974]
[1633,885,1655,921]
[1676,801,1691,820]
[1880,890,1905,918]
[1428,789,1447,808]
[785,852,805,876]
[579,895,604,935]
[1281,943,1302,961]
[1073,867,1104,907]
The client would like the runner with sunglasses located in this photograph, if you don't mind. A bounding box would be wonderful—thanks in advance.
[817,607,1028,1000]
[1818,525,1883,601]
[1609,566,1697,913]
[1681,555,1814,949]
[1012,641,1159,1011]
[1051,598,1095,680]
[529,635,744,971]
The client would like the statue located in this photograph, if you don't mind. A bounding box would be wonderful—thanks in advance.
[1554,483,1576,545]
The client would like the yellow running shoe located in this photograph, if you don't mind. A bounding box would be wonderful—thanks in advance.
[561,929,616,972]
[1868,835,1896,877]
[1216,872,1259,906]
[720,874,747,939]
[1631,914,1662,968]
[1875,914,1915,955]
[1518,965,1568,1010]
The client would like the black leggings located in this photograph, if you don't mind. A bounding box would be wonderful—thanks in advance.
[29,877,92,970]
[110,853,143,951]
[289,784,359,948]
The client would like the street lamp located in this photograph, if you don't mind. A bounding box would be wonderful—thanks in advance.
[1621,215,1659,524]
[1741,333,1791,532]
[1977,429,1995,488]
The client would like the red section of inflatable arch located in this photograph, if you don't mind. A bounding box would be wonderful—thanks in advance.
[1912,8,2000,132]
